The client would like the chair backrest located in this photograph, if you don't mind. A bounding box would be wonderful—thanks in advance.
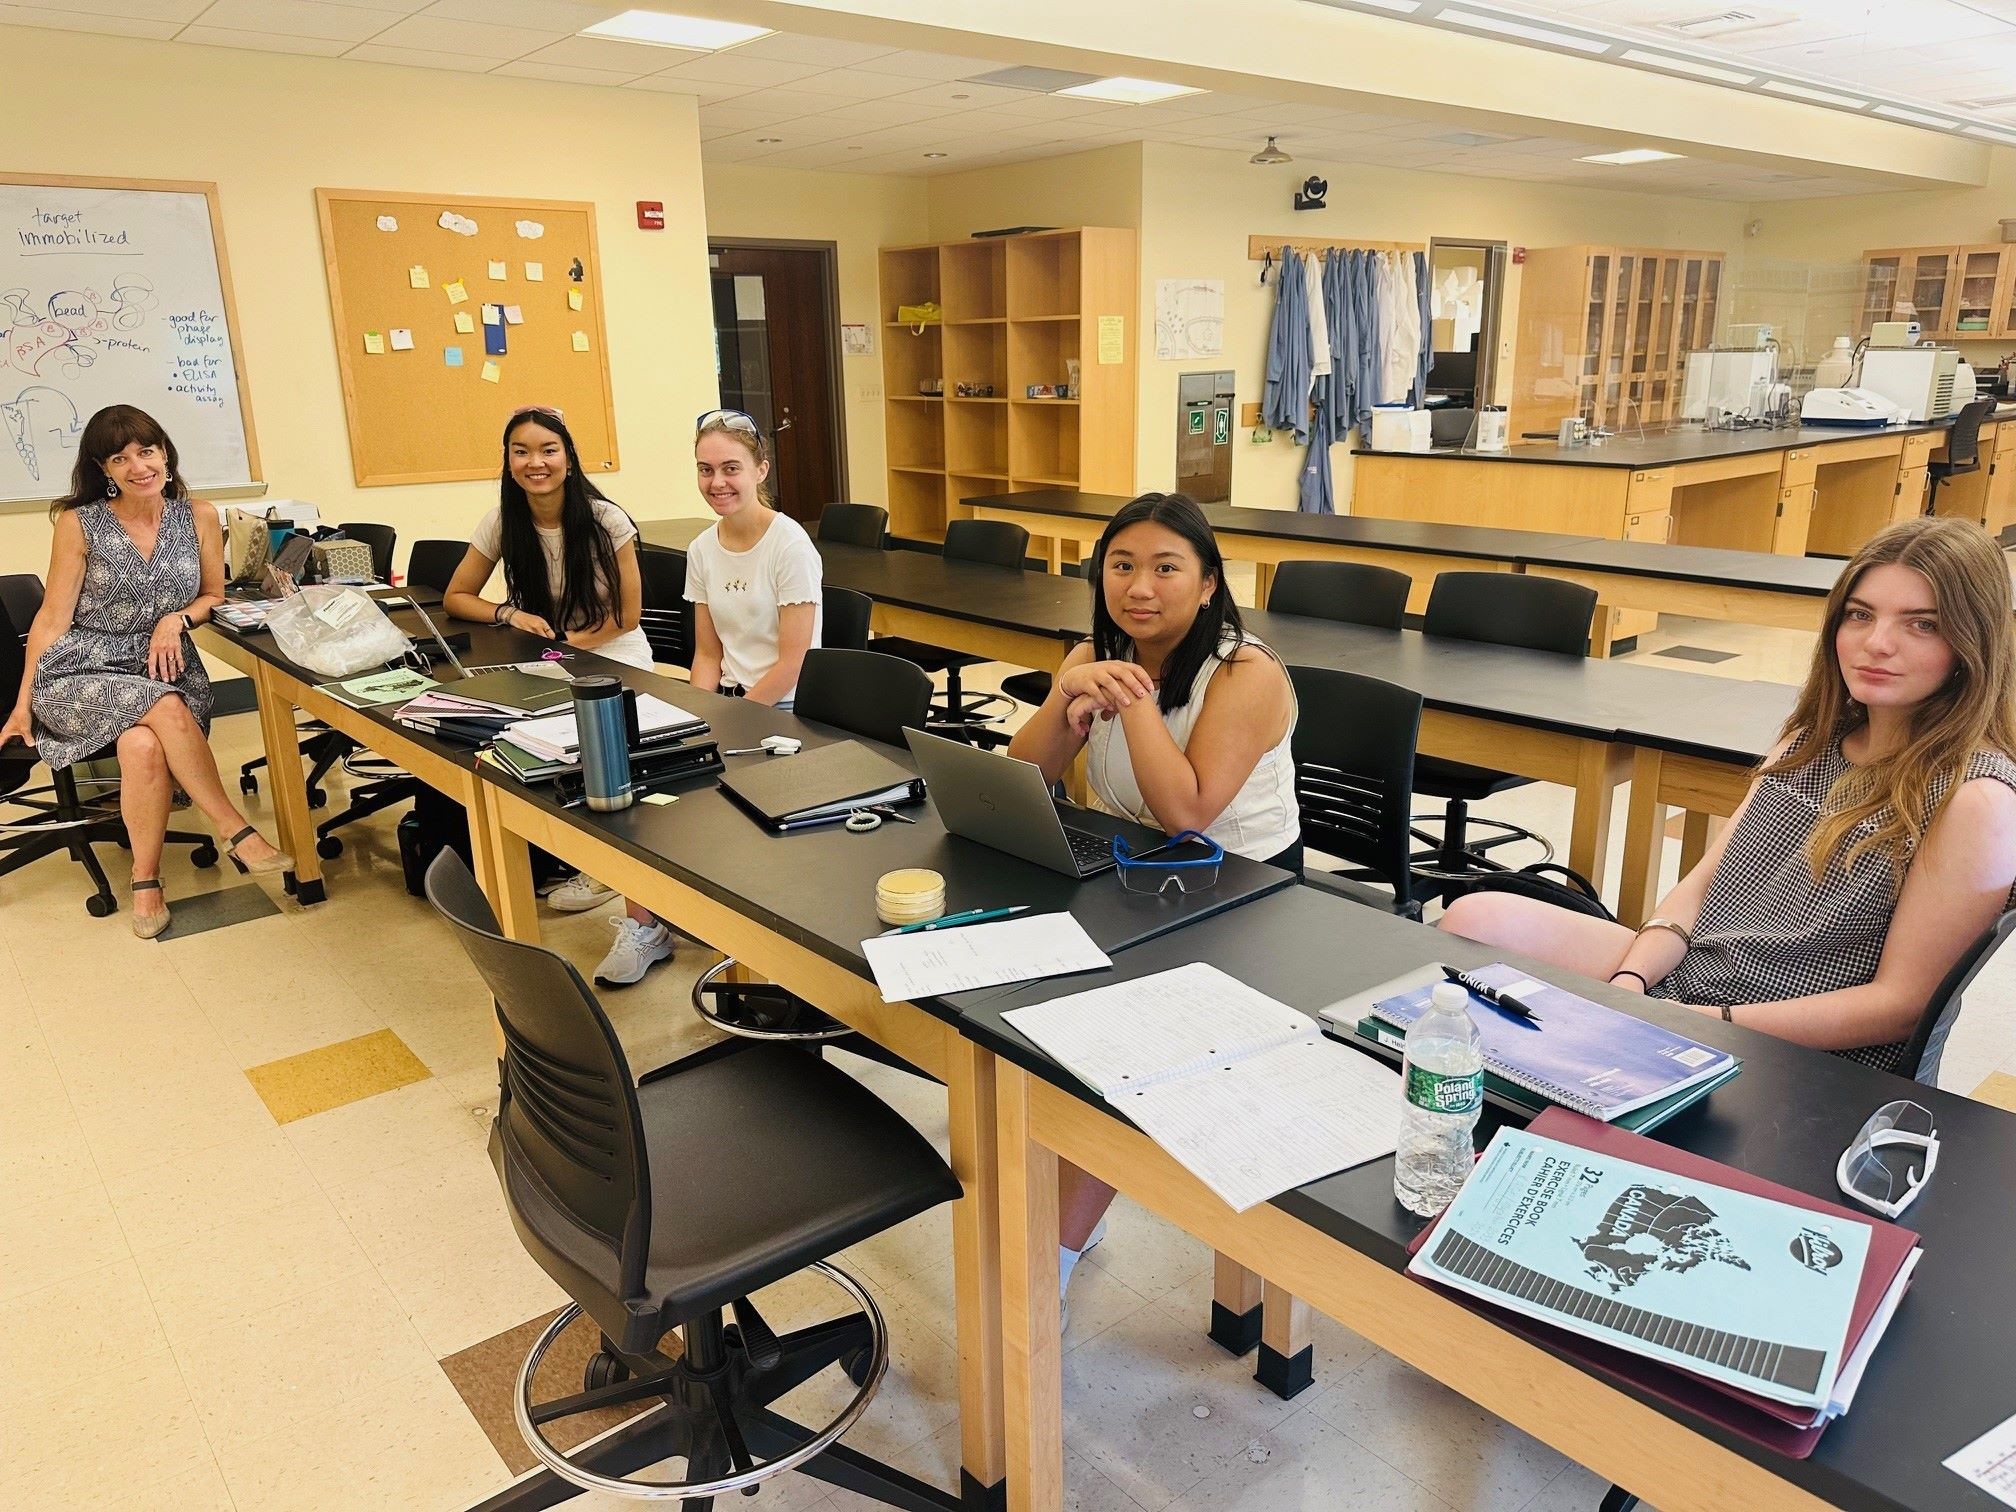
[406,539,470,594]
[823,586,874,652]
[339,522,398,582]
[1943,396,1996,470]
[0,573,42,648]
[944,518,1029,570]
[793,648,934,746]
[0,578,32,792]
[817,502,888,549]
[1423,570,1596,656]
[1899,906,2016,1084]
[424,851,652,1301]
[1288,664,1423,913]
[637,545,692,667]
[1268,560,1411,629]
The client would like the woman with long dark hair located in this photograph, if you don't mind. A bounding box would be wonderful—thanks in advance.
[0,404,290,937]
[1007,491,1298,1317]
[1441,515,2016,1071]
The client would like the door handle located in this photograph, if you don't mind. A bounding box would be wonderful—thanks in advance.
[775,407,794,432]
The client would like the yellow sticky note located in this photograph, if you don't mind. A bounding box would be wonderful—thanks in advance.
[1097,314,1125,364]
[444,279,469,305]
[571,330,589,353]
[487,260,507,280]
[453,310,475,334]
[363,331,385,354]
[480,360,500,384]
[407,265,428,289]
[524,261,544,282]
[567,288,584,312]
[641,792,678,807]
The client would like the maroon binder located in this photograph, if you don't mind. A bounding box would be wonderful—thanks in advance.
[1405,1108,1921,1458]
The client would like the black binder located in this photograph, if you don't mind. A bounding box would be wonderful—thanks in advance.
[719,740,924,831]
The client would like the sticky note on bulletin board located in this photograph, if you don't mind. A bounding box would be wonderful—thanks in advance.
[315,188,616,487]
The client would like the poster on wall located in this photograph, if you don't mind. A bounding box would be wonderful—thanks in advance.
[1155,278,1224,360]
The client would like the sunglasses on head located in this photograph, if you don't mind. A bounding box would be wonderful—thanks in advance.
[697,408,761,436]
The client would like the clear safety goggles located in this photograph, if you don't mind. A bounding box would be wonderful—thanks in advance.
[1835,1099,1939,1219]
[1111,830,1224,895]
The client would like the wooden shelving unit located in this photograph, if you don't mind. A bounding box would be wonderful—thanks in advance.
[1860,244,2016,339]
[878,227,1136,542]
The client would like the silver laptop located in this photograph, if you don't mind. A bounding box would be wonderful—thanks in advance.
[904,727,1115,878]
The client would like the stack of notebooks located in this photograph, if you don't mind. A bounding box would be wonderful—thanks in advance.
[490,693,710,783]
[1407,1109,1921,1457]
[396,667,577,747]
[1319,963,1741,1132]
[718,741,922,831]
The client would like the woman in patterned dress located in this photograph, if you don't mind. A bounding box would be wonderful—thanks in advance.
[0,406,290,938]
[1439,516,2016,1073]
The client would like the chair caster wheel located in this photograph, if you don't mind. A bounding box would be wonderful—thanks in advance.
[190,845,219,868]
[86,894,116,917]
[842,1346,873,1387]
[583,1351,631,1391]
[240,775,258,795]
[307,787,326,809]
[316,836,344,860]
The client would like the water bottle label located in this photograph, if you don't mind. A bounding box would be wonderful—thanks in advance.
[1406,1065,1481,1115]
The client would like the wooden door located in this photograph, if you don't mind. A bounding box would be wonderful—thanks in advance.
[709,243,844,525]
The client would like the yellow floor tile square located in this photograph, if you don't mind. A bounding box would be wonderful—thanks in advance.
[246,1027,432,1124]
[1971,1071,2016,1112]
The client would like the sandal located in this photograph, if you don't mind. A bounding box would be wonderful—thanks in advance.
[227,825,295,877]
[131,879,171,940]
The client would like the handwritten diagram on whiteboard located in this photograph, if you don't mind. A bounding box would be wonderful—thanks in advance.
[0,180,257,505]
[1155,278,1224,361]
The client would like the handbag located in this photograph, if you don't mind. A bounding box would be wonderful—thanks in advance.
[1453,861,1614,921]
[225,507,271,586]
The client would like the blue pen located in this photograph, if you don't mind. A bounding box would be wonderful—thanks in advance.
[881,905,1031,936]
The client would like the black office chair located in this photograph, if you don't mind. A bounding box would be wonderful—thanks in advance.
[404,538,469,594]
[1927,396,1997,514]
[1266,560,1412,628]
[871,519,1029,743]
[240,522,399,800]
[0,576,217,917]
[423,851,963,1512]
[823,587,875,653]
[817,503,889,549]
[1288,665,1425,918]
[638,545,692,668]
[692,649,932,1048]
[1412,572,1598,895]
[1886,905,2015,1085]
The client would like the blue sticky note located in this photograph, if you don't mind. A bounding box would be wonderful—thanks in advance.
[484,322,508,357]
[444,345,464,368]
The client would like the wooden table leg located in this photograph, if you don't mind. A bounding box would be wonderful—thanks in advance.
[997,1063,1063,1512]
[1046,537,1062,575]
[1252,561,1276,609]
[1617,746,1668,928]
[251,664,325,904]
[1567,741,1623,895]
[1256,1280,1313,1400]
[946,1036,1006,1507]
[1679,810,1717,874]
[1208,1252,1263,1355]
[470,780,539,945]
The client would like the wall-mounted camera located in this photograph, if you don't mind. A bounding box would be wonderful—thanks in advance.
[1293,175,1328,212]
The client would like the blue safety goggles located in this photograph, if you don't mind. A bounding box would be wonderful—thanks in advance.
[1110,830,1225,894]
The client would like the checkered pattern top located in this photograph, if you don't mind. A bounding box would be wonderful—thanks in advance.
[1650,728,2016,1074]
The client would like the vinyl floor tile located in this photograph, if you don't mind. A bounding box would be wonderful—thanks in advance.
[245,1026,432,1124]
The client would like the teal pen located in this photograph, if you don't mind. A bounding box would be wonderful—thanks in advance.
[882,905,1031,936]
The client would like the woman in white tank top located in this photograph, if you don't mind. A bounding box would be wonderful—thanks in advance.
[1006,492,1301,1311]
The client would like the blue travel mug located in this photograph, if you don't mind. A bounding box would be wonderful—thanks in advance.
[572,676,640,812]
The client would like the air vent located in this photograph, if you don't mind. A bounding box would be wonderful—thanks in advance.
[962,65,1102,93]
[1658,8,1794,41]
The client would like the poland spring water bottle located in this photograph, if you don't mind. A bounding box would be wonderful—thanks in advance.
[1393,980,1484,1217]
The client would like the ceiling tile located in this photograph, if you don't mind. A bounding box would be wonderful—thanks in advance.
[621,72,748,100]
[732,32,897,67]
[651,51,828,86]
[362,12,560,57]
[491,57,640,84]
[734,116,859,146]
[885,80,1031,111]
[805,97,942,126]
[694,101,779,129]
[419,0,614,27]
[177,21,354,51]
[773,66,909,98]
[191,0,394,41]
[516,32,698,70]
[0,0,198,21]
[721,85,856,115]
[343,40,495,69]
[850,48,1003,80]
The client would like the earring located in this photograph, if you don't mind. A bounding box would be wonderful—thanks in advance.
[104,476,118,498]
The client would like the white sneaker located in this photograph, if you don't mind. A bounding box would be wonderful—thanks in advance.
[594,918,674,986]
[548,873,617,912]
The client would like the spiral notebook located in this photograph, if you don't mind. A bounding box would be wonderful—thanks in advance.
[1318,962,1739,1123]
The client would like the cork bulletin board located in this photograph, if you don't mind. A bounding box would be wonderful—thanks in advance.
[315,188,617,487]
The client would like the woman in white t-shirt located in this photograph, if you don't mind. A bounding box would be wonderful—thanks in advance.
[444,406,657,968]
[683,409,823,706]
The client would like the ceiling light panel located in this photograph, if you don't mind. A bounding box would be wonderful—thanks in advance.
[1578,147,1685,164]
[1437,8,1613,52]
[583,11,772,50]
[1054,76,1205,103]
[1617,48,1755,85]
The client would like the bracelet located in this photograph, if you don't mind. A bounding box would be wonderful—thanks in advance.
[1639,916,1693,949]
[1720,1003,1734,1023]
[494,603,512,626]
[1611,969,1649,990]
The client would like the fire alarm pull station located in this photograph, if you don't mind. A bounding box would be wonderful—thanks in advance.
[637,202,665,231]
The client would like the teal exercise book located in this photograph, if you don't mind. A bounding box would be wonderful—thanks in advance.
[1318,963,1740,1126]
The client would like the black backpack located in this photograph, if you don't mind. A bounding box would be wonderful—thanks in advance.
[1451,861,1615,921]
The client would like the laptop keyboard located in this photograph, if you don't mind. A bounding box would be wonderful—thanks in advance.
[1064,825,1113,876]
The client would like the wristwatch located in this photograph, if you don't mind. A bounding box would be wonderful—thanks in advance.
[178,612,194,634]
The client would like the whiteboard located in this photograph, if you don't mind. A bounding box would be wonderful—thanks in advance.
[0,175,259,507]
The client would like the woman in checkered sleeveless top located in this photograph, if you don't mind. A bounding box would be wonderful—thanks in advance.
[1440,516,2016,1079]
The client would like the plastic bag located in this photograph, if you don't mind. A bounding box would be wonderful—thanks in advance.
[265,585,411,678]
